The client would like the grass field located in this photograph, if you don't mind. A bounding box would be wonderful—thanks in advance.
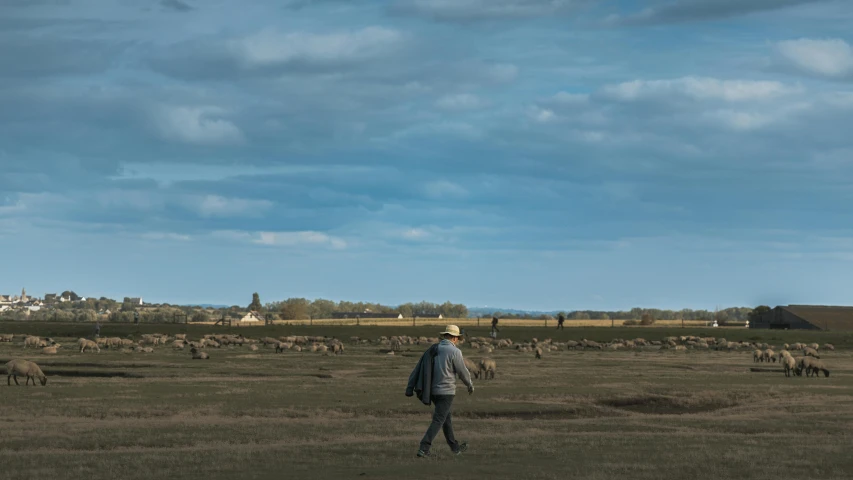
[2,323,853,480]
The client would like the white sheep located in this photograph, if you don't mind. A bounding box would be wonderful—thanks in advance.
[79,339,100,353]
[5,359,47,386]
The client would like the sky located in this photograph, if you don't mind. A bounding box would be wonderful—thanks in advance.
[1,0,853,311]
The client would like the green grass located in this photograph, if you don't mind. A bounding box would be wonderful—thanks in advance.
[1,324,853,479]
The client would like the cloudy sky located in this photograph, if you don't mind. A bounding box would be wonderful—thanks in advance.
[2,0,852,310]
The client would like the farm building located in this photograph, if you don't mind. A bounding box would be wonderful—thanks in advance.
[750,305,853,331]
[240,311,265,323]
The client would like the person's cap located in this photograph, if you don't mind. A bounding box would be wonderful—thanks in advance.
[439,325,462,337]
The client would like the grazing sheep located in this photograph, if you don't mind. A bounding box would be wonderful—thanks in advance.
[535,347,543,359]
[275,342,290,353]
[753,350,763,363]
[190,347,209,360]
[823,343,835,351]
[763,349,776,363]
[23,336,41,348]
[175,334,187,341]
[5,359,47,386]
[173,340,186,350]
[79,339,100,353]
[464,358,479,379]
[249,345,259,351]
[332,343,345,355]
[0,334,13,342]
[777,350,791,363]
[782,355,797,377]
[808,343,820,351]
[479,358,496,380]
[806,359,830,378]
[803,347,820,359]
[42,346,59,355]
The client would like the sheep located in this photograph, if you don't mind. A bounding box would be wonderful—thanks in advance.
[249,345,259,351]
[535,347,543,359]
[777,350,791,363]
[823,343,835,351]
[190,347,209,360]
[42,346,59,355]
[0,334,13,342]
[463,358,480,379]
[5,359,47,386]
[175,334,187,341]
[173,340,186,350]
[78,339,100,353]
[782,355,797,377]
[763,349,776,363]
[803,347,820,359]
[806,359,830,378]
[275,342,290,353]
[478,358,496,380]
[753,350,763,363]
[808,343,820,351]
[23,336,41,348]
[332,343,345,355]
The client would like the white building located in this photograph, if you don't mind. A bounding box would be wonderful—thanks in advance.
[240,311,265,323]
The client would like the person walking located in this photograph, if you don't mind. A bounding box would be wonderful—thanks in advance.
[557,313,565,330]
[490,316,499,337]
[406,325,474,457]
[94,321,101,338]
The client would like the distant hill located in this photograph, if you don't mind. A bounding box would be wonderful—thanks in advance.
[181,303,230,309]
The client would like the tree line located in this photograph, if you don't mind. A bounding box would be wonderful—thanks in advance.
[264,298,469,320]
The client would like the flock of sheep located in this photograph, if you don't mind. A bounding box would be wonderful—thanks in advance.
[0,331,841,386]
[752,342,833,377]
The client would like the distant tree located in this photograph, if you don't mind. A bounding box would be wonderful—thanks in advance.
[640,313,655,325]
[280,298,310,320]
[61,291,81,301]
[748,305,771,322]
[191,311,209,323]
[249,293,263,312]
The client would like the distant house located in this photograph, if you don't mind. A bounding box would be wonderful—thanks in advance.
[240,311,265,323]
[0,295,11,304]
[44,294,57,304]
[124,297,143,305]
[331,312,404,319]
[0,305,10,312]
[751,305,853,331]
[27,306,41,312]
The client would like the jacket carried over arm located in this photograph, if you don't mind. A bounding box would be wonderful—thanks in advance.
[406,343,438,405]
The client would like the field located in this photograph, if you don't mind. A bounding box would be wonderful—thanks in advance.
[2,323,853,480]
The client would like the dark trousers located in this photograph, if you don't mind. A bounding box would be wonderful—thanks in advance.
[419,395,459,453]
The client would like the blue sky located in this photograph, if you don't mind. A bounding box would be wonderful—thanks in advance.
[2,0,853,310]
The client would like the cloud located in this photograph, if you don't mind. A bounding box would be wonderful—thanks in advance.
[423,180,468,199]
[435,93,489,111]
[229,27,403,68]
[191,195,273,218]
[156,106,244,145]
[255,231,347,249]
[392,0,585,22]
[607,0,827,26]
[160,0,193,12]
[400,227,431,240]
[776,38,853,79]
[140,232,192,241]
[598,77,798,102]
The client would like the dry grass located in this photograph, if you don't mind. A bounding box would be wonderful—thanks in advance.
[2,327,853,480]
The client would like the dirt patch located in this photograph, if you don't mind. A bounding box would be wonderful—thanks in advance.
[599,393,740,415]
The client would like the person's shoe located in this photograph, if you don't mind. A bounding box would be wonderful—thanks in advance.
[453,442,468,455]
[417,450,431,458]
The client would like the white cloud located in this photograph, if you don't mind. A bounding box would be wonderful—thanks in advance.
[423,180,468,199]
[552,92,589,105]
[256,231,346,249]
[707,110,774,131]
[435,93,489,111]
[599,76,798,102]
[777,38,853,78]
[531,108,556,123]
[487,63,519,83]
[157,106,244,145]
[191,195,272,218]
[401,228,431,240]
[231,27,403,67]
[213,230,346,249]
[140,232,192,242]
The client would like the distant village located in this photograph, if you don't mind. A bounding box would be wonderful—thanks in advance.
[0,288,143,316]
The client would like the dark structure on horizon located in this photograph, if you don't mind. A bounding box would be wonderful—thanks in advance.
[751,305,853,331]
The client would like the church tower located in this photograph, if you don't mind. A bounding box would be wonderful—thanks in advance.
[21,288,27,303]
